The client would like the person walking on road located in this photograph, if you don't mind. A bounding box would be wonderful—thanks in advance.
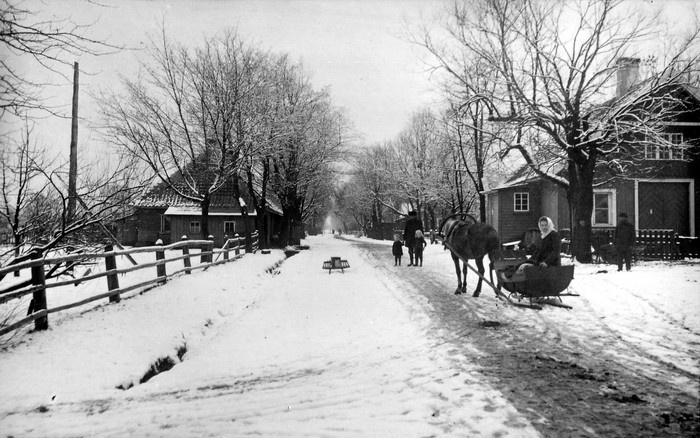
[403,210,423,266]
[614,212,636,272]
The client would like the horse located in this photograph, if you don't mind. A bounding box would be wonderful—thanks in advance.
[438,213,501,297]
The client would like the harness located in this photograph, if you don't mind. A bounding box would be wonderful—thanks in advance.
[444,219,468,245]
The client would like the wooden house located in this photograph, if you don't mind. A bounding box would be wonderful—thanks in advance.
[130,176,283,248]
[485,66,699,245]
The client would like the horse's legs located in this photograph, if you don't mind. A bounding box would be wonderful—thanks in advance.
[473,257,485,297]
[461,261,467,294]
[451,253,463,294]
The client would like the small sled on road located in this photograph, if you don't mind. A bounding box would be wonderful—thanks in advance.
[495,258,578,309]
[322,256,350,274]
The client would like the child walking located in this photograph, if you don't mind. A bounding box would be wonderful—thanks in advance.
[414,230,427,267]
[392,234,404,266]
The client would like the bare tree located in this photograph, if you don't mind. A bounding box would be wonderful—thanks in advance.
[0,118,49,267]
[100,31,269,238]
[389,109,452,228]
[0,0,118,118]
[421,0,699,261]
[334,177,376,236]
[266,62,348,246]
[348,144,397,239]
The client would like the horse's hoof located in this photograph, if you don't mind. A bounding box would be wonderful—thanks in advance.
[454,289,463,295]
[472,292,481,297]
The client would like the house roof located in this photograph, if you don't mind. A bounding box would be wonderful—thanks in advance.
[484,161,566,193]
[163,207,259,217]
[592,78,700,122]
[135,174,283,216]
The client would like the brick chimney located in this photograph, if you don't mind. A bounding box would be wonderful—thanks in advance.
[616,57,640,97]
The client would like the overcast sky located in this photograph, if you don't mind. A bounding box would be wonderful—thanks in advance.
[3,0,698,162]
[4,0,444,159]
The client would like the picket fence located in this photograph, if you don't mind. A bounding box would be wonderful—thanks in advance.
[0,232,259,337]
[592,228,699,260]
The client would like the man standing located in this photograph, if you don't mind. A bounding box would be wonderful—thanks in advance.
[614,212,636,272]
[403,210,423,266]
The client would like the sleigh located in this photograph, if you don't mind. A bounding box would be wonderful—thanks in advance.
[494,258,577,309]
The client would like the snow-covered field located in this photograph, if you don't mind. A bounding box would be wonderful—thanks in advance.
[0,234,698,436]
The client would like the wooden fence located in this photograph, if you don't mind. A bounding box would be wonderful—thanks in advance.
[592,229,699,260]
[0,232,259,337]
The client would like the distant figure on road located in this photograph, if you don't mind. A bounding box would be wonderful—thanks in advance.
[403,210,424,266]
[614,212,636,272]
[414,230,427,267]
[392,234,404,266]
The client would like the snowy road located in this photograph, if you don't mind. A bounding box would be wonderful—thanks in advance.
[0,236,539,437]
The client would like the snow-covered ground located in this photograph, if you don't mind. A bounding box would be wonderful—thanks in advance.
[0,234,698,436]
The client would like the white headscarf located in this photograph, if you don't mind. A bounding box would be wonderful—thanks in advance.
[538,216,556,239]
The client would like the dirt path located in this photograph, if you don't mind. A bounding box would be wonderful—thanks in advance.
[351,238,699,437]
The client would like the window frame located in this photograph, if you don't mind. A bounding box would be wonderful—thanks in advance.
[513,192,530,212]
[644,133,685,160]
[189,220,201,234]
[160,214,171,233]
[591,189,617,227]
[224,221,236,235]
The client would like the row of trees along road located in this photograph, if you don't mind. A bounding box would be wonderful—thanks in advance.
[339,0,699,262]
[99,31,348,247]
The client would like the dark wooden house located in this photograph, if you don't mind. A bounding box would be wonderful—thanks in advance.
[128,176,283,248]
[485,77,699,244]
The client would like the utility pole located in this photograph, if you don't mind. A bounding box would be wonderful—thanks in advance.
[67,62,79,221]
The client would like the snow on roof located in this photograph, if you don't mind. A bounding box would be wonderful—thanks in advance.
[484,161,567,193]
[164,206,258,216]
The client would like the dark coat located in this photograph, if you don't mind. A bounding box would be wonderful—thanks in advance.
[392,240,403,256]
[403,216,423,246]
[614,221,636,249]
[532,230,561,266]
[414,236,427,254]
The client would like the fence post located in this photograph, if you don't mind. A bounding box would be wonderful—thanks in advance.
[234,234,240,256]
[207,235,214,263]
[252,230,259,253]
[223,235,230,260]
[155,239,166,283]
[30,250,48,331]
[181,235,191,274]
[104,244,120,303]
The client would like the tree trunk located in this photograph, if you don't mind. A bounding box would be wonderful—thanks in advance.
[370,200,382,239]
[200,194,210,239]
[13,232,21,277]
[478,192,487,223]
[568,159,595,263]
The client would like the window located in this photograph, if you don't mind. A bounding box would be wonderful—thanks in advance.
[160,215,171,233]
[645,133,685,160]
[592,190,616,227]
[189,221,201,234]
[514,192,529,212]
[224,221,236,235]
